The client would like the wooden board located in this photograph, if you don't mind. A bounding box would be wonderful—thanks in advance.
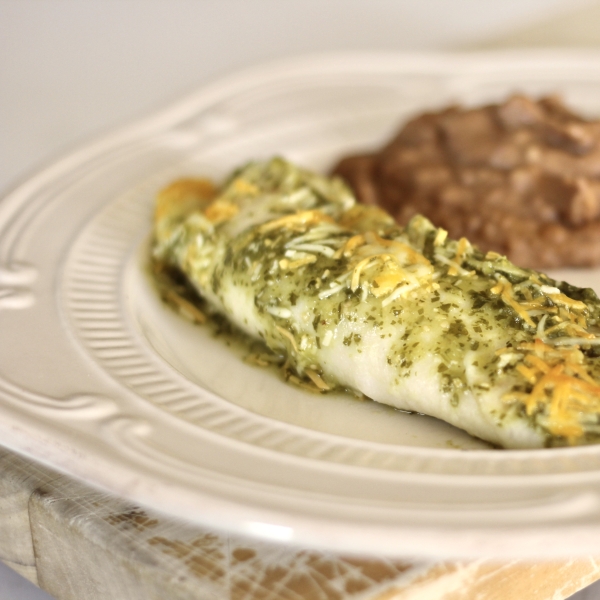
[0,449,598,599]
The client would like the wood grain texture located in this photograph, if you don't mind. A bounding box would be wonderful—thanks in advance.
[0,448,598,599]
[372,559,600,600]
[0,452,41,584]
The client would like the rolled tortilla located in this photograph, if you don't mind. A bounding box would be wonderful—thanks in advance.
[152,158,600,448]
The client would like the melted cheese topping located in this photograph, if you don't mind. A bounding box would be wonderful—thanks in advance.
[490,278,536,328]
[502,340,600,440]
[154,178,216,223]
[333,232,432,302]
[486,269,600,440]
[204,198,239,223]
[254,209,434,307]
[258,210,334,234]
[447,237,471,276]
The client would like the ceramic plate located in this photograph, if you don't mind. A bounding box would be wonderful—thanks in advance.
[4,51,600,558]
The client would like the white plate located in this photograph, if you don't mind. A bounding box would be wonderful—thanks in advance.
[5,51,600,559]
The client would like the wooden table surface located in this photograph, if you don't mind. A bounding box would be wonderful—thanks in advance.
[0,447,598,600]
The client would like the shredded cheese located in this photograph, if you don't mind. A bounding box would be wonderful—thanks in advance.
[490,278,536,327]
[204,198,239,223]
[340,232,433,303]
[154,178,216,225]
[433,228,448,247]
[503,339,600,441]
[305,368,331,391]
[230,178,260,196]
[164,290,206,324]
[447,237,470,276]
[275,326,299,352]
[258,210,334,234]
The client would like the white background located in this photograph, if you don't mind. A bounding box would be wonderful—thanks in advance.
[2,1,600,598]
[1,0,596,196]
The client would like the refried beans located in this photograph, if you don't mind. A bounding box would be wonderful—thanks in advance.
[332,95,600,269]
